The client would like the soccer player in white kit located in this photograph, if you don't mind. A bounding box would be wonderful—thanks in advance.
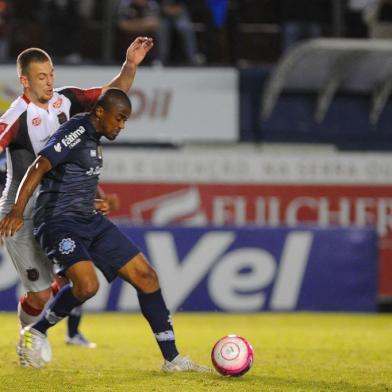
[0,37,153,366]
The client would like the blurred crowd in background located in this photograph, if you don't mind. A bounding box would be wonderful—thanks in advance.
[1,0,392,66]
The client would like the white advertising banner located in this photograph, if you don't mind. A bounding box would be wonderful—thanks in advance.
[100,147,392,184]
[0,65,238,143]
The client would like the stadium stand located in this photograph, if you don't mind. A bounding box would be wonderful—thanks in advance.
[241,38,392,150]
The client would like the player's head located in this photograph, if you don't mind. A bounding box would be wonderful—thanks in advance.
[17,48,54,105]
[92,88,132,140]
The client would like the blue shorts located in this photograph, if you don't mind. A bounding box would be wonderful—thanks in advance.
[34,213,140,282]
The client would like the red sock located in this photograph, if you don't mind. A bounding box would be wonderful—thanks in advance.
[19,294,42,316]
[51,281,61,296]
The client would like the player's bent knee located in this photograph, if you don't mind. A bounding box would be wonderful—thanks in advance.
[118,254,160,293]
[138,267,158,283]
[134,265,160,293]
[66,260,99,300]
[72,279,99,301]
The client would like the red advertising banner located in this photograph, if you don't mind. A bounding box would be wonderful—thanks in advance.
[101,182,392,298]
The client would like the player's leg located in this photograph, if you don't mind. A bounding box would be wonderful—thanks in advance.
[117,254,179,359]
[18,289,52,329]
[21,260,98,368]
[117,254,211,373]
[2,220,54,366]
[4,220,54,326]
[17,289,53,367]
[65,305,97,348]
[89,215,210,372]
[52,278,96,348]
[89,218,180,363]
[30,260,98,334]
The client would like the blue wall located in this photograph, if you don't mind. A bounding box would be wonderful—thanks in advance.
[0,226,377,312]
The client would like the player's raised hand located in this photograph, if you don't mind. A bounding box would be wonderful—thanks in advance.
[126,37,154,66]
[0,209,24,237]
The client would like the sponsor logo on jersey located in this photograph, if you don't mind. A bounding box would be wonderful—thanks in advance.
[54,142,62,152]
[61,126,86,148]
[90,149,97,157]
[59,238,76,254]
[86,165,101,176]
[57,112,67,124]
[32,116,42,126]
[53,98,63,109]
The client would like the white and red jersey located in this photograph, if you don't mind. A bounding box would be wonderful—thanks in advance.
[0,86,102,217]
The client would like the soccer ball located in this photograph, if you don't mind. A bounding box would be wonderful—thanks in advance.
[211,334,254,377]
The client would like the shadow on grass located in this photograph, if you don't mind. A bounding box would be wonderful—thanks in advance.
[248,374,386,392]
[141,370,387,392]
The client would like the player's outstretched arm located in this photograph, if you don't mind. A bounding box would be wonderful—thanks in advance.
[103,36,154,94]
[0,155,52,237]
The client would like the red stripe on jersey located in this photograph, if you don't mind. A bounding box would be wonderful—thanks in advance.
[21,94,30,104]
[70,87,102,110]
[0,118,20,149]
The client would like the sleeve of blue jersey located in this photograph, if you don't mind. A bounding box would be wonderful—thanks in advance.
[38,131,72,168]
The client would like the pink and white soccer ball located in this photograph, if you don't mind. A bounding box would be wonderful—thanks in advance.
[211,334,254,377]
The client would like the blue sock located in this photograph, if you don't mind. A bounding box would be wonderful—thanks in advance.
[67,305,83,338]
[137,289,179,361]
[33,285,84,335]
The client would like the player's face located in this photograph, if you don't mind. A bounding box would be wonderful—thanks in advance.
[100,105,131,140]
[20,61,54,106]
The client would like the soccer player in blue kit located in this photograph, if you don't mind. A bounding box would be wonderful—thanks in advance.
[0,88,210,373]
[0,37,153,364]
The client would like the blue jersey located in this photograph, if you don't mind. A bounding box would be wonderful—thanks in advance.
[35,113,102,224]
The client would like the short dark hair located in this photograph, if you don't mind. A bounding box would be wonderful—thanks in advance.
[95,88,132,112]
[16,48,52,77]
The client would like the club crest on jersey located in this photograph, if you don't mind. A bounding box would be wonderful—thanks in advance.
[53,98,63,109]
[26,268,39,282]
[32,116,42,126]
[59,238,76,254]
[54,143,62,152]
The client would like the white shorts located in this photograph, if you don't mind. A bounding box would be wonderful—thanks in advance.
[3,218,54,292]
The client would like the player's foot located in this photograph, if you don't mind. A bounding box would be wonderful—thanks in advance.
[17,331,51,367]
[161,355,212,373]
[65,333,97,349]
[20,327,49,368]
[41,336,52,363]
[16,338,28,368]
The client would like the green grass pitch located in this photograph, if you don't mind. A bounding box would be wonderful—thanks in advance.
[0,312,391,391]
